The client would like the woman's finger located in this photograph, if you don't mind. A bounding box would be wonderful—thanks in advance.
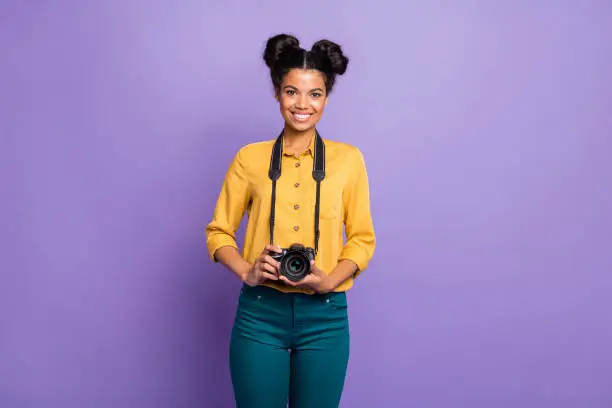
[260,262,278,275]
[261,271,279,281]
[262,255,280,269]
[279,275,302,286]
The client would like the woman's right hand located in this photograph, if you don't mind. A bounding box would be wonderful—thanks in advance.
[243,245,282,287]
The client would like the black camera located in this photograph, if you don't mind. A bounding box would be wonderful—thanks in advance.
[270,243,316,282]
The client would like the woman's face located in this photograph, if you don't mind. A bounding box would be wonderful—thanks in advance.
[276,68,328,133]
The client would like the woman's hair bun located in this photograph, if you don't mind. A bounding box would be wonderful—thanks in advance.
[310,39,349,75]
[262,34,349,94]
[263,34,300,69]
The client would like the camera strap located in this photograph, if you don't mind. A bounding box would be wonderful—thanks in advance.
[268,129,326,255]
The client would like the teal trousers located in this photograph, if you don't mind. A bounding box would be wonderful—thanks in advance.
[229,284,350,408]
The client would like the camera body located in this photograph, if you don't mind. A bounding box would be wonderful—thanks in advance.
[270,243,316,282]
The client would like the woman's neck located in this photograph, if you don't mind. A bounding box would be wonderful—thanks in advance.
[282,127,315,155]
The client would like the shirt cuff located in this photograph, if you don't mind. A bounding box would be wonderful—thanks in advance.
[207,235,239,262]
[338,246,372,277]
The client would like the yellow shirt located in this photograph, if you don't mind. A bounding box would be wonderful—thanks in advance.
[205,135,376,294]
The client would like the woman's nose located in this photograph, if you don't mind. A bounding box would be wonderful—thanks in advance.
[295,94,308,109]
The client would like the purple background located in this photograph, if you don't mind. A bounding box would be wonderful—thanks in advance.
[1,1,611,407]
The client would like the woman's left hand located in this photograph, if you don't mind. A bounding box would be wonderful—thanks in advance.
[279,260,333,293]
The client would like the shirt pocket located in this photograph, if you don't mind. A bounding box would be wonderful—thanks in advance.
[317,202,339,219]
[313,181,342,220]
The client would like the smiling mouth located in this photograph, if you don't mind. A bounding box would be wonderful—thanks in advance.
[292,112,312,122]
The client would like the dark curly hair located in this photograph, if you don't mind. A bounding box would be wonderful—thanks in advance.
[263,33,349,95]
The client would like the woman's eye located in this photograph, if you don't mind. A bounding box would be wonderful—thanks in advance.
[312,93,321,98]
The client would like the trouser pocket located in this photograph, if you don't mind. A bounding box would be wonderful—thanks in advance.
[322,292,348,310]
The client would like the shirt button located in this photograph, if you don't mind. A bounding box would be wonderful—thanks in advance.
[295,162,301,167]
[294,204,300,210]
[294,182,300,188]
[293,225,299,231]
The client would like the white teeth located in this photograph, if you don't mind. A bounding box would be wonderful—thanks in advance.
[294,114,311,121]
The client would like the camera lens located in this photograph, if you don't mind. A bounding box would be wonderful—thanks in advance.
[282,252,309,282]
[289,257,303,272]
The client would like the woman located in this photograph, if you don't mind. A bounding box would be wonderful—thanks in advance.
[205,33,376,408]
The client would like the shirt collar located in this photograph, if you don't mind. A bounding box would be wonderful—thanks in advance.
[282,133,315,157]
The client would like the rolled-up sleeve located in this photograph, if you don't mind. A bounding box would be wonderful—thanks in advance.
[205,147,250,262]
[338,148,376,275]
